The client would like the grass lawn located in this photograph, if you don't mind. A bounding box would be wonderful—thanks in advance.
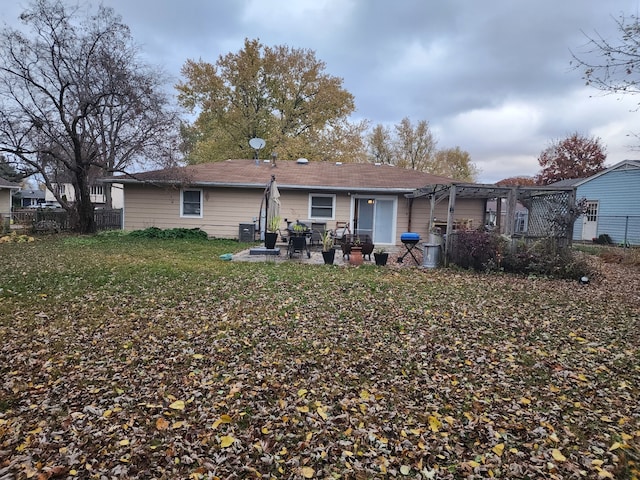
[1,235,639,479]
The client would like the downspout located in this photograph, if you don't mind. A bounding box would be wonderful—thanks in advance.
[407,198,413,232]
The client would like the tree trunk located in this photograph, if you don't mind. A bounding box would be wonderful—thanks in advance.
[73,169,96,234]
[104,183,113,209]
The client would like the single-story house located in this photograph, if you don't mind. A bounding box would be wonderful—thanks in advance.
[106,159,490,246]
[562,160,640,245]
[13,188,45,208]
[0,177,20,217]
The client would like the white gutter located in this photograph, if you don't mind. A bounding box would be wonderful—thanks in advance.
[105,178,414,194]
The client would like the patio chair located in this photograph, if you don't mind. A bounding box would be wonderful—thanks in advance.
[310,222,326,247]
[333,221,350,243]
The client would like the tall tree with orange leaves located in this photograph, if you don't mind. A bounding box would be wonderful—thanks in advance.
[535,133,606,185]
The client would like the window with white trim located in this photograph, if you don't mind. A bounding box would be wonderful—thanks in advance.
[181,189,202,217]
[90,185,104,196]
[309,194,335,219]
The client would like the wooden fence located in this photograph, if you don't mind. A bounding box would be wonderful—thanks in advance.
[11,208,122,232]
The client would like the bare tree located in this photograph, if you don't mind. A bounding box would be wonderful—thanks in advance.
[394,117,437,171]
[573,13,640,97]
[365,120,479,177]
[367,124,394,164]
[0,0,179,232]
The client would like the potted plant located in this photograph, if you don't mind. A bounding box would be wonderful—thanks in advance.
[321,230,335,265]
[349,237,363,266]
[287,221,310,258]
[291,223,308,235]
[374,247,389,266]
[265,215,280,249]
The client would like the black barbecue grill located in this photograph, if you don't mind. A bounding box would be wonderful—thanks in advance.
[398,232,421,264]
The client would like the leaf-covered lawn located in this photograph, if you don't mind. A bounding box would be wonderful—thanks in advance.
[1,236,639,479]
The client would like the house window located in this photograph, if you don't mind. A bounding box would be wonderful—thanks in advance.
[309,194,335,219]
[90,185,104,196]
[181,189,202,217]
[585,202,598,222]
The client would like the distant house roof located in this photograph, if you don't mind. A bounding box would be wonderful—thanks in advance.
[544,161,640,188]
[13,189,44,200]
[547,178,586,187]
[572,160,640,187]
[108,159,459,193]
[0,177,20,189]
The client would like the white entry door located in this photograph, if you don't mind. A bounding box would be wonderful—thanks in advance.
[582,201,598,241]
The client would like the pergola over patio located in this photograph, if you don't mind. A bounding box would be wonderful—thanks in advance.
[406,183,578,265]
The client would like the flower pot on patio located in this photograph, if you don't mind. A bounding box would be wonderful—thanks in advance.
[374,252,389,266]
[349,246,363,266]
[322,249,335,265]
[264,231,278,249]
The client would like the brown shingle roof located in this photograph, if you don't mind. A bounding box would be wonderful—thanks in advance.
[119,159,458,192]
[0,177,20,189]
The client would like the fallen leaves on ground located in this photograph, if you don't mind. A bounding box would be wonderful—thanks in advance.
[0,238,639,479]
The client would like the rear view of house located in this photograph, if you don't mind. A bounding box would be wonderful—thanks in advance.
[107,159,487,246]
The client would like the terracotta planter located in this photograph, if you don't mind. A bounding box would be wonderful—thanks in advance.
[349,246,363,266]
[340,234,374,261]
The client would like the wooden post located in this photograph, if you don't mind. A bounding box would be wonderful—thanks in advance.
[444,184,456,266]
[505,187,517,236]
[429,194,436,232]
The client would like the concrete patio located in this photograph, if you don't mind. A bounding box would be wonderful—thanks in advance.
[230,242,428,267]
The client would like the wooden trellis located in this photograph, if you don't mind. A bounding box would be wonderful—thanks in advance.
[407,183,577,265]
[523,191,572,237]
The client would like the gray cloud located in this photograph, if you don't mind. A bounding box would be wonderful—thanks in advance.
[3,0,639,181]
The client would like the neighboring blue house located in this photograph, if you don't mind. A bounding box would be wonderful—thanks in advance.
[567,160,640,245]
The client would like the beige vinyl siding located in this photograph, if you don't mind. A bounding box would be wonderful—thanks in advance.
[334,193,352,226]
[123,186,351,238]
[0,189,11,214]
[263,191,485,244]
[123,184,487,244]
[124,185,263,238]
[267,191,351,231]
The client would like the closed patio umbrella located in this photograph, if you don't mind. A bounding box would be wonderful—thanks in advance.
[266,175,280,230]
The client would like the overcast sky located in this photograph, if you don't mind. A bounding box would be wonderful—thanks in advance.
[5,0,640,182]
